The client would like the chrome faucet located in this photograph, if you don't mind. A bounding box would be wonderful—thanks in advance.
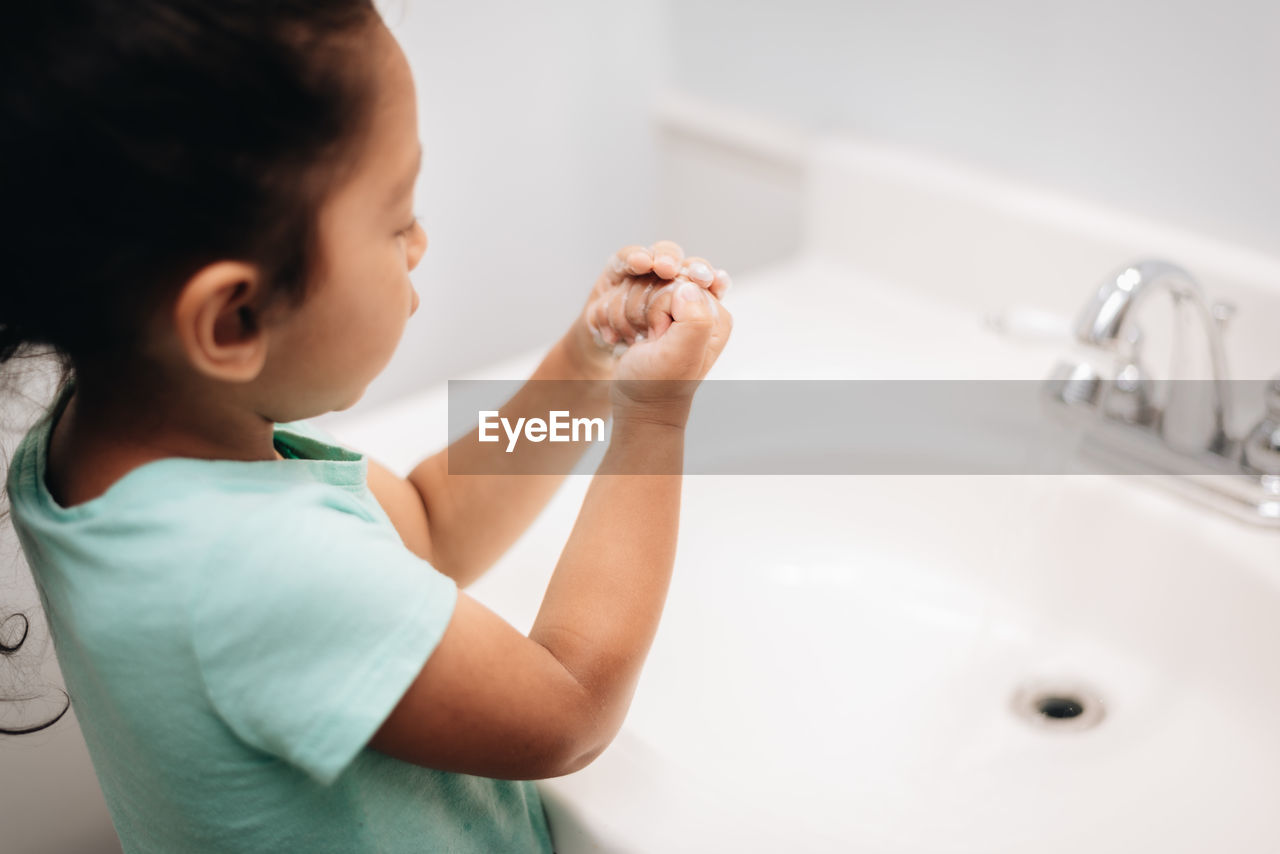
[1046,259,1280,527]
[1073,260,1234,455]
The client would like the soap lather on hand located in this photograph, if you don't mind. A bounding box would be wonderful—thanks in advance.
[586,241,732,358]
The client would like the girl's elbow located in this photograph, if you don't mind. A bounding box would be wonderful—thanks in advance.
[542,733,614,779]
[537,700,624,779]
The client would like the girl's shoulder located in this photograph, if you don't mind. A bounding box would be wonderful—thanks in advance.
[8,407,374,533]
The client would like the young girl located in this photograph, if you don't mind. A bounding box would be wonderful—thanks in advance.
[0,2,732,851]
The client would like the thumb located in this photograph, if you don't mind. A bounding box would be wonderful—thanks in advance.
[662,279,716,354]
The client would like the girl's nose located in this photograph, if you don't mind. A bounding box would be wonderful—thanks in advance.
[407,221,428,271]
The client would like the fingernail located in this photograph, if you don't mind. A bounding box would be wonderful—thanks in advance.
[684,261,713,283]
[717,269,733,292]
[657,255,677,271]
[677,280,700,301]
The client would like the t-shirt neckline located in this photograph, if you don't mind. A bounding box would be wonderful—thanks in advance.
[29,382,366,519]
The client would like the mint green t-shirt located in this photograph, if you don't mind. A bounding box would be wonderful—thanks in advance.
[6,385,554,854]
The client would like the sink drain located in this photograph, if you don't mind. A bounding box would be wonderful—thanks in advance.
[1010,682,1105,731]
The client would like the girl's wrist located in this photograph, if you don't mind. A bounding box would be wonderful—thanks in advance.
[611,388,694,431]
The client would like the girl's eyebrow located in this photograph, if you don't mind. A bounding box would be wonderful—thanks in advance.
[388,144,423,205]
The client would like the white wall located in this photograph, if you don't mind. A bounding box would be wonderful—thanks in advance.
[355,0,671,412]
[360,0,1280,414]
[663,0,1280,261]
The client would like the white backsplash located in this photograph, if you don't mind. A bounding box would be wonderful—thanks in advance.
[803,132,1280,382]
[654,90,1280,383]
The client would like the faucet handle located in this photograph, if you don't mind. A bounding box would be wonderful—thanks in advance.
[1102,327,1157,426]
[1241,376,1280,475]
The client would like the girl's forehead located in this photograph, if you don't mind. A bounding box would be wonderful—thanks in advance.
[374,34,418,149]
[336,27,420,203]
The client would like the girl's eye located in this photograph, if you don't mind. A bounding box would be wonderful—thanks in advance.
[397,214,420,237]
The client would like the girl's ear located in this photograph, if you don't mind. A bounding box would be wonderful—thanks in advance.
[172,261,271,382]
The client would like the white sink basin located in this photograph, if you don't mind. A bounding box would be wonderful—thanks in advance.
[561,474,1280,852]
[323,256,1280,852]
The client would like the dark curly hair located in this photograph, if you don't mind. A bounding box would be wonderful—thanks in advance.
[0,0,382,735]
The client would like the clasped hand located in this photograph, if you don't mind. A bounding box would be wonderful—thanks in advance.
[569,240,733,395]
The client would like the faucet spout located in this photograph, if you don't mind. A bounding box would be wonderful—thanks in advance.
[1046,259,1280,526]
[1074,260,1233,453]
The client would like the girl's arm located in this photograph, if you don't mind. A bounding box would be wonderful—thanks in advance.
[366,329,613,588]
[366,243,729,588]
[368,413,685,779]
[368,277,730,780]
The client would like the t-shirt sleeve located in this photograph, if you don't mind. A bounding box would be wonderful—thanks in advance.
[188,487,458,786]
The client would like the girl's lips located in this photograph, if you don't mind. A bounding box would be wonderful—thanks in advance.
[410,289,421,315]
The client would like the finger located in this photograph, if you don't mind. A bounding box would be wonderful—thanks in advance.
[663,278,717,367]
[608,279,639,343]
[706,292,734,364]
[605,246,654,289]
[679,256,716,287]
[648,240,685,279]
[709,268,732,301]
[585,316,607,351]
[620,245,655,276]
[656,274,720,322]
[591,304,616,346]
[623,276,657,338]
[689,299,733,377]
[593,289,620,345]
[643,277,681,340]
[591,269,616,302]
